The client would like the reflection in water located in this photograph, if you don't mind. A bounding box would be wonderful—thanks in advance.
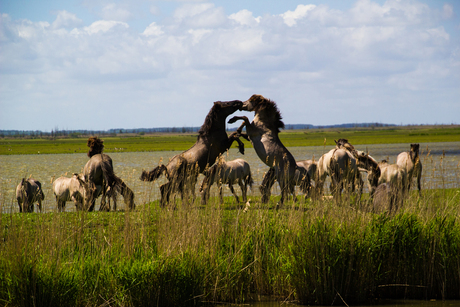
[1,142,459,213]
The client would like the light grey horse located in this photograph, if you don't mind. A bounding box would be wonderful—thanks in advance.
[200,158,253,204]
[366,160,407,211]
[16,178,45,213]
[315,148,363,202]
[53,173,87,211]
[229,94,300,205]
[396,143,422,194]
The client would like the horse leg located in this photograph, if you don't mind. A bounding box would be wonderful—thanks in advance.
[37,199,42,213]
[260,168,276,204]
[229,183,240,204]
[240,178,247,202]
[218,183,225,204]
[160,182,171,207]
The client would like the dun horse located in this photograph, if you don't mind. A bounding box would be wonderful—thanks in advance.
[140,100,244,207]
[396,143,422,194]
[16,178,45,213]
[83,137,135,211]
[200,158,253,204]
[315,148,362,202]
[229,94,305,204]
[53,173,86,211]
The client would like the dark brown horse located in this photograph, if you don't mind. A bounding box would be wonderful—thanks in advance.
[228,94,301,205]
[140,100,244,207]
[83,137,135,211]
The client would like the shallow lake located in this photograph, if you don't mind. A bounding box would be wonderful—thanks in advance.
[1,142,459,213]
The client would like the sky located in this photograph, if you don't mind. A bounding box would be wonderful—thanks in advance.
[0,0,459,132]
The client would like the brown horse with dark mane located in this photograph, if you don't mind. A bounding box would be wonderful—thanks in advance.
[140,100,244,207]
[83,137,135,211]
[229,94,306,205]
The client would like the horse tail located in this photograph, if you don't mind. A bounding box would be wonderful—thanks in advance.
[100,156,117,190]
[140,165,167,182]
[246,171,254,190]
[117,179,135,210]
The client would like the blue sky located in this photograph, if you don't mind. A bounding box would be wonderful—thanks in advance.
[1,0,459,131]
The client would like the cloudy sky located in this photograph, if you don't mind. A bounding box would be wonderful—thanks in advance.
[1,0,459,131]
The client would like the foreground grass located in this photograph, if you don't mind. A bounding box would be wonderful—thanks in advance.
[1,189,459,306]
[1,125,459,155]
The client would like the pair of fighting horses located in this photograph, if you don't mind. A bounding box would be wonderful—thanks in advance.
[141,95,310,206]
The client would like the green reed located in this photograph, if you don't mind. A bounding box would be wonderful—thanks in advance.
[1,188,459,306]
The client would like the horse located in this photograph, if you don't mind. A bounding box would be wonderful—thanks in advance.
[372,182,401,213]
[292,160,315,199]
[200,158,253,204]
[83,153,135,211]
[366,160,407,210]
[396,143,422,194]
[16,178,45,213]
[315,148,363,202]
[140,100,245,207]
[228,94,299,205]
[53,173,87,211]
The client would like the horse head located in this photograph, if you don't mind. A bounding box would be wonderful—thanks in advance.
[410,143,420,161]
[242,94,285,131]
[199,100,243,136]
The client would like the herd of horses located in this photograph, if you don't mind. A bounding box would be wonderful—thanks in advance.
[15,95,422,213]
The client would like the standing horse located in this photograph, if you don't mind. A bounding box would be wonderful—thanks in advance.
[16,178,45,213]
[291,160,315,200]
[396,143,422,194]
[315,148,363,202]
[53,173,86,211]
[228,94,301,205]
[200,158,253,204]
[140,100,244,207]
[367,160,407,210]
[83,153,135,211]
[83,137,135,211]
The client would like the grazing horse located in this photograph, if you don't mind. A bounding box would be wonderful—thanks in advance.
[16,178,45,213]
[315,148,363,202]
[200,158,253,204]
[396,143,422,194]
[141,100,244,207]
[83,153,135,211]
[228,94,300,205]
[53,173,87,211]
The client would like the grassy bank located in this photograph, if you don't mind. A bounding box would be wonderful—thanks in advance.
[1,125,459,155]
[1,189,459,306]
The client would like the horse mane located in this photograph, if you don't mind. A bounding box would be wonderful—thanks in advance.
[198,102,222,137]
[252,95,285,131]
[87,136,104,158]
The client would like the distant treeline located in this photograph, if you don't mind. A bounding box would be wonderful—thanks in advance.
[0,122,396,138]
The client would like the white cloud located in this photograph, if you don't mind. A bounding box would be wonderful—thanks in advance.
[229,9,260,26]
[281,4,316,26]
[51,10,83,29]
[83,20,129,34]
[143,22,164,36]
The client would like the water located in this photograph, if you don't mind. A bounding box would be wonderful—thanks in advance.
[1,142,459,213]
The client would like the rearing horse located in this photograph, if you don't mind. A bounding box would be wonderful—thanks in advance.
[228,94,299,205]
[140,100,244,207]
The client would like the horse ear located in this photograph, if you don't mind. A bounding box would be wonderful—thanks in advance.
[334,139,338,144]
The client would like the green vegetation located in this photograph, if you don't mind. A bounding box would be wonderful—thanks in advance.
[1,125,459,155]
[1,189,459,306]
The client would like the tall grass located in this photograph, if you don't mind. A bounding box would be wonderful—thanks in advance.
[1,184,459,306]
